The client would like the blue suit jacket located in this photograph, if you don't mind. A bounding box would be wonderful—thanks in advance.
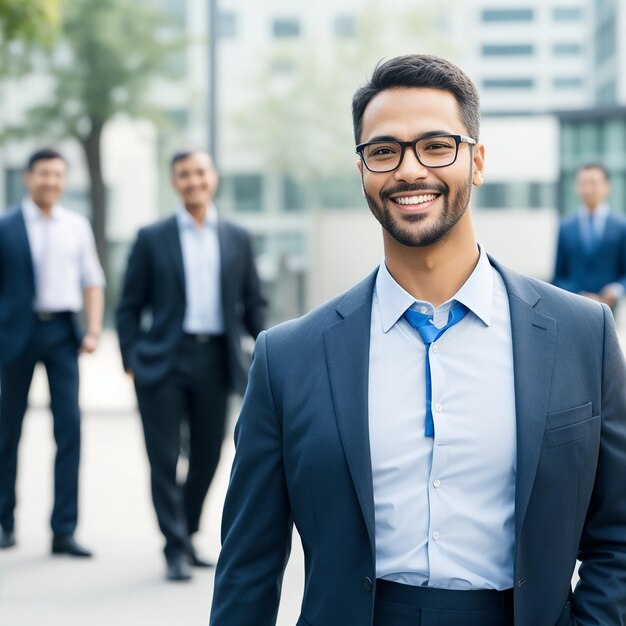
[0,206,81,364]
[553,212,626,295]
[115,215,266,392]
[210,260,626,626]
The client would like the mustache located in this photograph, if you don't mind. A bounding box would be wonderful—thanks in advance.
[380,182,448,201]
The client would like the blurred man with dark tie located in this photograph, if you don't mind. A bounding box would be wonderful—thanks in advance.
[553,163,626,309]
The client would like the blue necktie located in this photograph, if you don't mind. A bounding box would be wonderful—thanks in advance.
[586,214,598,254]
[404,303,469,437]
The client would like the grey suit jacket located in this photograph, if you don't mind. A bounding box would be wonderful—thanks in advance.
[211,258,626,626]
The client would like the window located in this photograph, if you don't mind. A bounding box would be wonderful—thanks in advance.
[481,9,534,22]
[553,43,583,55]
[334,15,356,38]
[482,78,534,89]
[482,44,533,56]
[233,175,263,212]
[319,176,362,209]
[273,18,300,38]
[283,176,307,212]
[218,11,237,38]
[553,6,582,20]
[553,77,583,89]
[596,18,616,64]
[4,168,25,207]
[474,182,555,209]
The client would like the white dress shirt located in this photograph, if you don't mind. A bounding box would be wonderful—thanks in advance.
[177,207,224,334]
[369,245,516,590]
[22,197,105,313]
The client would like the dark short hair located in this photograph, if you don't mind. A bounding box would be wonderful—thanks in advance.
[26,148,65,171]
[352,54,481,144]
[170,148,213,172]
[577,162,610,181]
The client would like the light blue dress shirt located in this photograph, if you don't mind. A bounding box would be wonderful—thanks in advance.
[177,207,224,334]
[22,197,105,313]
[368,245,516,590]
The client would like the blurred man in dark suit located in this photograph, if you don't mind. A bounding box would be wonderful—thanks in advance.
[116,149,266,581]
[0,148,104,557]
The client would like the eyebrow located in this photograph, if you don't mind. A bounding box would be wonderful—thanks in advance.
[362,130,454,144]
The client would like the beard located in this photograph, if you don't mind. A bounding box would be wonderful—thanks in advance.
[364,175,473,248]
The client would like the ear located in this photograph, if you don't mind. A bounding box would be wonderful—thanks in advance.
[356,159,366,196]
[471,143,485,187]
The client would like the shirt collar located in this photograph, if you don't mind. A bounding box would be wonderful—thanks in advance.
[579,203,609,219]
[22,196,61,221]
[375,243,493,333]
[177,204,218,230]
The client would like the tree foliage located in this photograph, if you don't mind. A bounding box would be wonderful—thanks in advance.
[5,0,185,271]
[0,0,60,46]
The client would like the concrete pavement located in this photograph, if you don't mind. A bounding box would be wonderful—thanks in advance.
[0,331,304,626]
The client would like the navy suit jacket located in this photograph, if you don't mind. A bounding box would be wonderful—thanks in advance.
[210,260,626,626]
[0,206,81,364]
[553,212,626,295]
[115,215,266,392]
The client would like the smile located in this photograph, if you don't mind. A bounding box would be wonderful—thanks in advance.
[392,193,439,206]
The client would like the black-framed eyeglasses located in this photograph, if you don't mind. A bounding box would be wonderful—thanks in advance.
[356,133,476,173]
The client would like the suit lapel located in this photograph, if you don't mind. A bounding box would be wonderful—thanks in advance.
[14,207,36,292]
[217,220,235,303]
[164,216,185,297]
[323,273,377,557]
[492,261,557,545]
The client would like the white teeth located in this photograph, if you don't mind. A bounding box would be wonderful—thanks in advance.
[394,194,437,205]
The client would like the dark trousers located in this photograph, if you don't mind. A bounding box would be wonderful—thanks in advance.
[0,314,81,537]
[134,334,228,559]
[373,580,514,626]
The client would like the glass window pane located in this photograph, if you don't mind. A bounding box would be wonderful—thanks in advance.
[273,18,300,38]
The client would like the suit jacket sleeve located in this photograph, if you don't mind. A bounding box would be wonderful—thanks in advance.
[572,304,626,624]
[241,231,267,339]
[553,223,574,292]
[210,331,292,626]
[115,230,150,371]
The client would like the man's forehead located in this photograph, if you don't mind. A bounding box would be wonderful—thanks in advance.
[360,87,466,141]
[175,151,214,171]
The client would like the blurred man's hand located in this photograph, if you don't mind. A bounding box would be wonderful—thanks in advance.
[79,333,99,354]
[599,288,619,308]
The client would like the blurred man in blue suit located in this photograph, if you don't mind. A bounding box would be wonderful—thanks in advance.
[0,148,104,557]
[553,163,626,309]
[211,56,626,626]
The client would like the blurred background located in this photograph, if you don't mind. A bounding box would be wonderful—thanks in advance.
[1,0,625,624]
[2,0,625,326]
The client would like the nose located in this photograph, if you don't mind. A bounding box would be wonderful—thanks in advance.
[393,145,429,183]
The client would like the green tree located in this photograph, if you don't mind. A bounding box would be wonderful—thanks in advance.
[0,0,59,46]
[6,0,184,273]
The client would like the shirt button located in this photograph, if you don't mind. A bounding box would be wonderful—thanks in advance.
[435,403,442,412]
[432,344,438,353]
[433,532,440,541]
[420,306,428,314]
[433,479,441,488]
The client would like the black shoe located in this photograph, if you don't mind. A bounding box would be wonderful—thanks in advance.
[166,553,192,581]
[0,528,15,549]
[51,535,93,558]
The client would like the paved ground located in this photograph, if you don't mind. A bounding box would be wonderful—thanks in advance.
[2,316,625,626]
[0,332,304,626]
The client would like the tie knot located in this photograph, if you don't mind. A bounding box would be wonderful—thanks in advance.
[404,302,469,346]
